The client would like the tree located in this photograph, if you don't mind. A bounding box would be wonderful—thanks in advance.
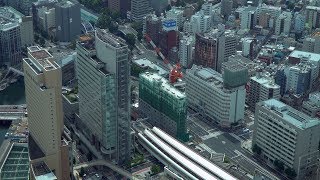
[274,159,285,172]
[137,31,143,42]
[285,168,297,178]
[125,33,136,51]
[87,152,93,161]
[151,164,161,175]
[131,21,143,32]
[252,144,262,155]
[39,38,46,47]
[108,22,118,34]
[79,167,85,177]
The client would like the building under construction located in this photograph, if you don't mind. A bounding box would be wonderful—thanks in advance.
[139,72,189,142]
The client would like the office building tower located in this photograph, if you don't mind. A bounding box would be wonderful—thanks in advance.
[37,6,56,34]
[32,0,57,29]
[195,27,236,72]
[302,33,320,54]
[166,7,184,29]
[222,60,248,88]
[248,74,280,111]
[275,66,287,96]
[256,4,281,21]
[159,19,179,58]
[294,12,305,34]
[221,0,233,17]
[0,11,22,67]
[179,35,194,68]
[186,65,246,127]
[240,7,256,30]
[275,12,292,36]
[143,13,162,45]
[24,46,72,180]
[194,33,218,69]
[201,1,213,16]
[3,0,35,15]
[253,99,320,179]
[306,6,320,30]
[258,13,270,28]
[139,72,189,142]
[0,7,35,47]
[302,92,320,118]
[188,11,212,34]
[242,38,254,58]
[131,0,151,21]
[55,0,81,42]
[108,0,131,15]
[76,30,131,164]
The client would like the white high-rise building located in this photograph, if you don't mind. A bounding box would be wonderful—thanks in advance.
[256,3,281,20]
[186,65,246,128]
[188,11,211,34]
[294,12,305,34]
[37,6,56,34]
[201,1,213,16]
[253,99,320,179]
[240,7,257,30]
[131,0,151,21]
[166,6,184,29]
[275,12,292,36]
[179,35,194,68]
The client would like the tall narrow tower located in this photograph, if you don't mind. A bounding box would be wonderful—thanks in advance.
[24,46,71,180]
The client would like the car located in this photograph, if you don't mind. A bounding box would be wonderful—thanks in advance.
[95,173,100,178]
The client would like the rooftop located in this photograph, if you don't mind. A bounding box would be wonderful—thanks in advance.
[141,72,185,99]
[0,144,29,180]
[32,161,57,180]
[261,99,320,129]
[251,74,279,89]
[28,46,59,71]
[96,28,127,48]
[133,58,167,75]
[57,0,77,8]
[290,50,320,63]
[78,34,95,51]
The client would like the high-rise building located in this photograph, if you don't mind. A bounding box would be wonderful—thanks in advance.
[248,74,280,111]
[159,19,179,58]
[139,72,189,142]
[3,0,35,15]
[275,12,292,36]
[166,6,184,29]
[275,66,287,96]
[221,0,233,17]
[186,65,246,128]
[294,12,305,34]
[131,0,151,21]
[188,11,212,34]
[32,0,57,29]
[302,32,320,54]
[258,13,271,28]
[306,6,320,30]
[179,35,194,68]
[256,3,281,21]
[201,1,213,16]
[0,7,34,47]
[240,7,256,30]
[108,0,131,15]
[23,46,72,180]
[143,13,162,45]
[0,11,22,67]
[37,6,56,34]
[55,0,81,42]
[242,38,254,58]
[253,99,320,179]
[194,32,218,69]
[195,27,236,72]
[76,29,131,164]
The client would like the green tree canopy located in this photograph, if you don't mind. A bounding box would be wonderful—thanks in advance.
[151,164,161,174]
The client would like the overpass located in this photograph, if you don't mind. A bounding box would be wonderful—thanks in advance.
[137,127,238,180]
[0,105,27,121]
[74,159,132,179]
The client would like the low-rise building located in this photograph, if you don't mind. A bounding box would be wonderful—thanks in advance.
[302,92,320,118]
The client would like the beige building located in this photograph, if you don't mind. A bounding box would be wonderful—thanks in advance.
[23,46,72,180]
[253,99,320,179]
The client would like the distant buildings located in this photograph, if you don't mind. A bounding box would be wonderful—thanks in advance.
[248,74,280,111]
[302,31,320,54]
[139,72,189,142]
[186,65,246,128]
[150,0,168,15]
[184,11,211,34]
[143,13,162,45]
[253,99,320,179]
[294,13,305,34]
[179,35,194,68]
[166,7,184,29]
[159,19,179,58]
[0,7,23,67]
[23,46,72,180]
[55,0,81,42]
[306,6,320,30]
[108,0,131,15]
[240,7,256,30]
[76,30,131,165]
[131,0,151,21]
[302,92,320,117]
[221,0,233,17]
[275,12,292,36]
[37,6,56,35]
